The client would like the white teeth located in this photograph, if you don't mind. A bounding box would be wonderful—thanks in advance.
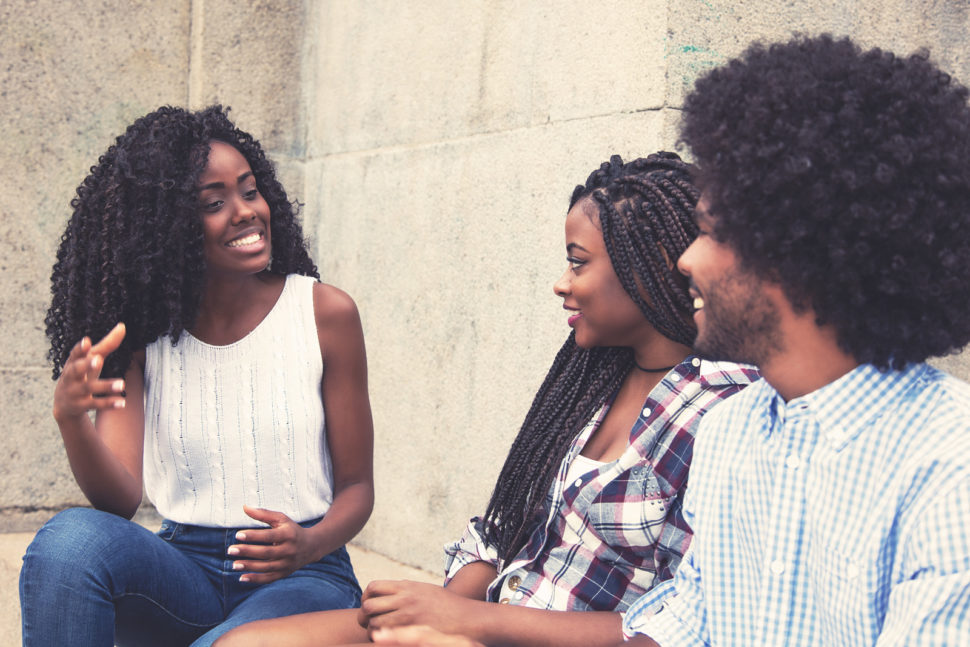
[227,233,261,248]
[693,297,705,310]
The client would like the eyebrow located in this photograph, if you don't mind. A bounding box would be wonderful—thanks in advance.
[566,242,590,254]
[198,171,255,192]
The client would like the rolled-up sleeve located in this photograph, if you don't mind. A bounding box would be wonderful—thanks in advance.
[623,544,709,645]
[443,516,500,583]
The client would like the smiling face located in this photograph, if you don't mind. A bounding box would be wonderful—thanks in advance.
[677,198,783,365]
[197,140,271,278]
[553,197,649,349]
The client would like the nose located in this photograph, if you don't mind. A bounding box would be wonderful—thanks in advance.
[553,268,571,297]
[231,197,257,225]
[677,240,697,278]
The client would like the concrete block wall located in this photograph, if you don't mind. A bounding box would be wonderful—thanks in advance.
[2,0,968,578]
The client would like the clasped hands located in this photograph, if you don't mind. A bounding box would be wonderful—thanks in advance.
[358,581,484,646]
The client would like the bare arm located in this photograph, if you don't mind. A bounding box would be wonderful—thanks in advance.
[444,561,498,600]
[228,283,374,582]
[304,282,375,554]
[361,580,625,647]
[53,323,145,518]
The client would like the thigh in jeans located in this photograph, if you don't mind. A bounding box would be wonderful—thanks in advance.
[190,543,363,647]
[20,508,226,647]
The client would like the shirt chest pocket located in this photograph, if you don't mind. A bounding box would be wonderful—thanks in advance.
[583,468,677,551]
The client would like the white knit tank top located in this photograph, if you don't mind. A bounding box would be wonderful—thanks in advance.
[143,274,333,527]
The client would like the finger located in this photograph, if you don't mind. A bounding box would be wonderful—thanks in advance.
[87,377,126,398]
[372,626,440,645]
[238,570,286,585]
[90,322,126,357]
[85,353,105,383]
[67,336,92,361]
[241,505,289,527]
[364,579,405,599]
[85,395,127,411]
[230,557,287,573]
[360,592,403,618]
[227,543,279,561]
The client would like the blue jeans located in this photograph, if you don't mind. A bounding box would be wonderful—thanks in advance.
[20,508,361,647]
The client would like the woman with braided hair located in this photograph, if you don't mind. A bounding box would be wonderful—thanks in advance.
[19,105,374,646]
[217,153,758,647]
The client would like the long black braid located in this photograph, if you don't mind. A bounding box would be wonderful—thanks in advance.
[46,105,318,380]
[482,152,700,564]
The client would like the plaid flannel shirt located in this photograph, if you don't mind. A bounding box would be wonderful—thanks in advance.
[444,357,759,612]
[624,363,970,645]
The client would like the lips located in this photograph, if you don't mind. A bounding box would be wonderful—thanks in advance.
[567,311,583,326]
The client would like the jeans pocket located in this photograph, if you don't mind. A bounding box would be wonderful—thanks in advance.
[156,519,179,542]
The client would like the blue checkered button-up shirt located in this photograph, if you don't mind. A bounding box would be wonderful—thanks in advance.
[624,363,970,645]
[444,358,759,612]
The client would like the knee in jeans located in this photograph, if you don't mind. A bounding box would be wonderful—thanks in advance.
[24,508,122,576]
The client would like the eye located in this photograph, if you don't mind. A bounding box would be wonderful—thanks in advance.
[567,256,586,271]
[202,199,224,212]
[242,188,260,200]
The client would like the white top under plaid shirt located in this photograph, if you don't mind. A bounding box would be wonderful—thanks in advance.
[444,357,759,612]
[623,362,970,645]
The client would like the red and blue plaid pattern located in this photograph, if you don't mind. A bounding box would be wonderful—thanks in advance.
[444,357,759,612]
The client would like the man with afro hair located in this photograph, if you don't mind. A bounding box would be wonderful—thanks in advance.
[621,34,970,646]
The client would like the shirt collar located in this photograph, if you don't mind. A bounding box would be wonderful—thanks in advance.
[769,362,930,450]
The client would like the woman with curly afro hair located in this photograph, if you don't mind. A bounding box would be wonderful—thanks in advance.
[20,106,374,647]
[215,153,758,647]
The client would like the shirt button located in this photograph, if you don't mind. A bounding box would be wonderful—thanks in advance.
[671,374,681,382]
[513,590,524,600]
[770,560,786,575]
[499,598,510,604]
[641,407,651,417]
[785,455,802,469]
[507,575,521,591]
[691,358,701,367]
[573,478,583,488]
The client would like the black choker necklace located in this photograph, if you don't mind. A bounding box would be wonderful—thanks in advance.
[633,360,677,373]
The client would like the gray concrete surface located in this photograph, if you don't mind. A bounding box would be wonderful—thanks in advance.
[3,0,970,584]
[1,526,439,646]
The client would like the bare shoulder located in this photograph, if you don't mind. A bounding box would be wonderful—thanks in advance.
[312,281,363,332]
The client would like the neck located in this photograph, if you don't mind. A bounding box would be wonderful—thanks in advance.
[631,335,692,373]
[760,308,859,401]
[196,271,272,327]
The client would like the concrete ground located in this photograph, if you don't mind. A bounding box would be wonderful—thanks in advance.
[1,529,438,645]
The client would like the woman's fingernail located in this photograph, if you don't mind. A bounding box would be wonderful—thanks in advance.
[233,561,244,570]
[114,400,126,409]
[228,546,239,556]
[239,575,250,582]
[236,532,246,541]
[113,380,124,391]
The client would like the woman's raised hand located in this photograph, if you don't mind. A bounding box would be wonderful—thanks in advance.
[53,323,127,423]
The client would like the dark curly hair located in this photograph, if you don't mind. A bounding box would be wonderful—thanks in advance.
[46,105,319,379]
[482,152,699,563]
[681,34,970,368]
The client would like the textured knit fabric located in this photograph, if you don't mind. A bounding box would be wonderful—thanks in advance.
[623,363,970,646]
[444,357,760,612]
[143,274,333,527]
